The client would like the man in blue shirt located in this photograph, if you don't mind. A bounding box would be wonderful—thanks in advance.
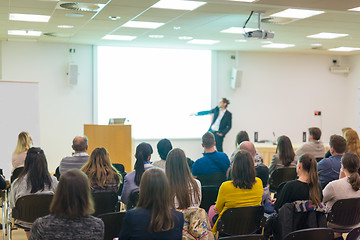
[191,132,230,182]
[317,135,346,189]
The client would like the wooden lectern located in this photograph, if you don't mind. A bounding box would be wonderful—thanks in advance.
[84,124,132,172]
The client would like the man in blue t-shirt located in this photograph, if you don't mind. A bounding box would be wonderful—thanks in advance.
[191,132,230,181]
[318,135,346,189]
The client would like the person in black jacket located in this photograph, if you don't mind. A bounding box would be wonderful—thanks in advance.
[194,98,232,152]
[0,174,6,190]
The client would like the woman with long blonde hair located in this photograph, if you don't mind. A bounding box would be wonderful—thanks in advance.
[81,147,121,193]
[12,132,33,172]
[344,129,360,158]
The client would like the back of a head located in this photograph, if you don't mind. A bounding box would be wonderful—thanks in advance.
[277,135,295,167]
[137,168,174,232]
[72,136,88,152]
[330,135,347,154]
[342,127,353,136]
[342,152,360,191]
[14,131,33,154]
[21,147,52,193]
[235,131,250,148]
[50,169,94,218]
[344,130,360,157]
[309,127,321,141]
[202,132,215,149]
[165,148,200,209]
[231,150,256,189]
[157,139,173,160]
[134,143,153,186]
[239,141,256,160]
[298,154,321,205]
[82,147,120,188]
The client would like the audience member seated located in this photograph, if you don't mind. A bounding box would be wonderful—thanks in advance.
[191,132,230,185]
[274,154,322,212]
[210,150,263,235]
[166,148,201,209]
[59,136,89,175]
[121,142,153,206]
[153,138,172,169]
[295,127,325,159]
[269,135,298,175]
[325,127,352,158]
[81,147,121,193]
[10,147,58,238]
[119,168,184,240]
[344,129,360,158]
[323,152,360,240]
[29,169,104,240]
[318,135,346,189]
[12,131,33,173]
[235,130,263,164]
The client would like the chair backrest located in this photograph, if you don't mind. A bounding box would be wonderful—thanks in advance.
[12,194,53,223]
[91,191,118,217]
[219,234,265,240]
[126,189,139,211]
[11,167,24,183]
[269,168,297,192]
[200,185,220,212]
[346,226,360,240]
[283,228,334,240]
[98,211,126,240]
[197,172,226,187]
[327,198,360,227]
[217,206,265,237]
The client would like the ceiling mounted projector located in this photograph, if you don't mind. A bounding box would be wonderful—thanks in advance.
[243,11,274,40]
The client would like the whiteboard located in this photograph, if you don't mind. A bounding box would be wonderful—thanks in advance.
[0,81,40,179]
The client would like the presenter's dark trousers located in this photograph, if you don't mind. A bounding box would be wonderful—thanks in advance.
[212,131,224,152]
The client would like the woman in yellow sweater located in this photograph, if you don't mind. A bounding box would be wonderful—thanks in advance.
[212,150,263,235]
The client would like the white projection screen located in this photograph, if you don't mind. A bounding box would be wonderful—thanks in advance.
[97,46,212,139]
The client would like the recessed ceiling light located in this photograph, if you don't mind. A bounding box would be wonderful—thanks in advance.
[187,39,219,45]
[65,13,84,18]
[270,8,324,19]
[178,36,193,40]
[149,35,164,38]
[8,30,42,36]
[151,0,206,11]
[348,7,360,11]
[109,16,121,20]
[9,13,50,22]
[235,39,247,42]
[122,21,164,29]
[173,26,181,30]
[221,27,258,34]
[328,47,360,52]
[307,32,348,39]
[262,43,295,49]
[311,43,322,47]
[262,41,272,44]
[57,25,74,29]
[102,35,136,41]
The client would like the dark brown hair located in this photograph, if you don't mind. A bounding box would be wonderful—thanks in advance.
[231,150,257,189]
[277,135,295,167]
[18,147,53,193]
[157,139,173,160]
[342,152,360,191]
[235,131,250,147]
[330,135,346,154]
[309,127,321,140]
[202,132,215,149]
[81,147,121,189]
[134,143,153,186]
[298,154,321,206]
[50,169,94,218]
[222,98,230,108]
[165,148,200,209]
[137,168,175,232]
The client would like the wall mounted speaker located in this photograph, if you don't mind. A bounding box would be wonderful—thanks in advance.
[68,64,78,85]
[231,68,242,89]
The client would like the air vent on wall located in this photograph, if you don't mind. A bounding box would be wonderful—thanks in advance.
[261,17,298,24]
[58,2,105,12]
[43,32,73,38]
